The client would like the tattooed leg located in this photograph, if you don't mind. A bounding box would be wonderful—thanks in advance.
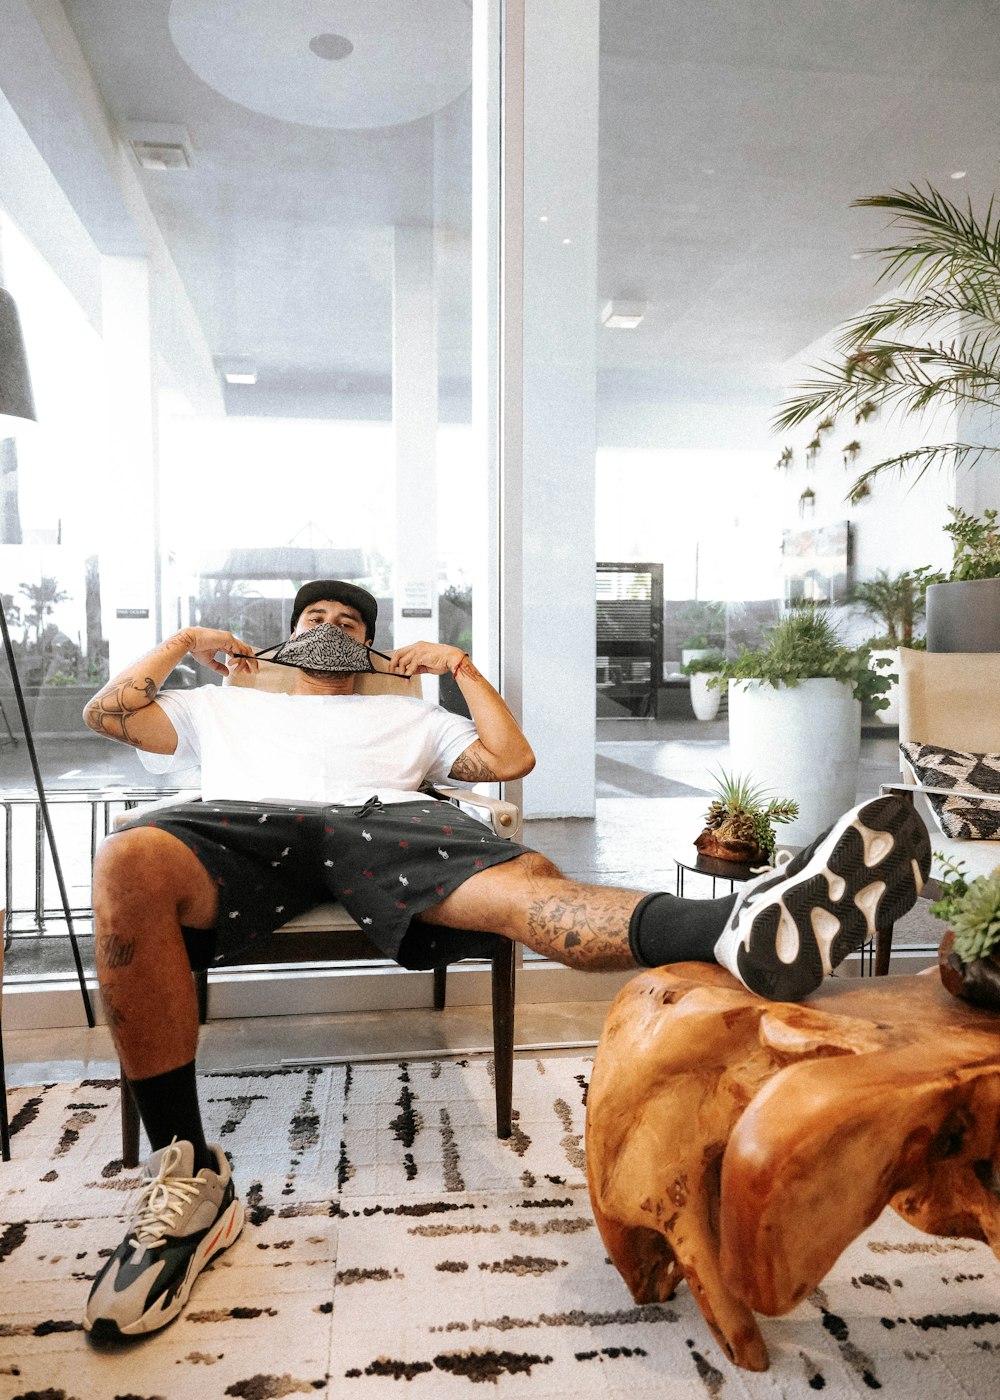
[421,852,643,970]
[92,826,219,1079]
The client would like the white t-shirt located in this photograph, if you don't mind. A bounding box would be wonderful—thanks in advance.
[137,687,479,806]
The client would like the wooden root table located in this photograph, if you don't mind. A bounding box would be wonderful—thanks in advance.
[585,964,1000,1372]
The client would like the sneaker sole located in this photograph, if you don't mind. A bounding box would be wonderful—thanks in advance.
[732,795,930,1002]
[86,1196,245,1341]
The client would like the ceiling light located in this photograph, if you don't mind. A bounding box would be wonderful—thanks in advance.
[601,300,646,330]
[125,121,194,171]
[850,252,865,260]
[539,215,549,223]
[951,170,967,180]
[219,358,257,385]
[563,238,572,245]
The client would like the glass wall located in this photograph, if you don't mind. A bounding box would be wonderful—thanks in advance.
[0,0,491,805]
[0,0,497,969]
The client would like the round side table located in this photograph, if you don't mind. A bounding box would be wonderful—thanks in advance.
[672,846,799,897]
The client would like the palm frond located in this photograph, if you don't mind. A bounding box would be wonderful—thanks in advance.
[854,187,1000,292]
[835,292,1000,351]
[846,442,998,499]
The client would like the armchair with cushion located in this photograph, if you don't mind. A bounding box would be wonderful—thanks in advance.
[876,647,1000,972]
[118,658,521,1164]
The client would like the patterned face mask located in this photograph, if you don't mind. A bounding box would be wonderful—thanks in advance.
[256,623,401,676]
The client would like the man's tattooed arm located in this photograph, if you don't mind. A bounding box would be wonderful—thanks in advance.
[83,675,159,747]
[449,740,500,782]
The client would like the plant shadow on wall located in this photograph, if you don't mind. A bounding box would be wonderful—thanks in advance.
[774,185,1000,501]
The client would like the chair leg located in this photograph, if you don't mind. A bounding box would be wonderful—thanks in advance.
[432,965,447,1011]
[196,968,209,1024]
[491,941,516,1139]
[874,924,893,977]
[120,1072,140,1167]
[0,1023,10,1162]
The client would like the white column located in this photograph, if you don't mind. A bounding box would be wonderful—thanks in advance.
[392,225,439,704]
[470,0,501,694]
[518,0,600,816]
[99,255,160,672]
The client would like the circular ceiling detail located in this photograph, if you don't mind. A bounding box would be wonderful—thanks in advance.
[168,0,471,129]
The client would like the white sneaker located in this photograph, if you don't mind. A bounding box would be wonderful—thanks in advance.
[713,794,931,1001]
[84,1140,243,1341]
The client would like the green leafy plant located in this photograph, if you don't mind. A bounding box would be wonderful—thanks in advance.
[702,769,799,861]
[681,650,725,675]
[944,505,1000,581]
[849,565,946,646]
[930,855,1000,964]
[709,605,892,710]
[774,185,1000,500]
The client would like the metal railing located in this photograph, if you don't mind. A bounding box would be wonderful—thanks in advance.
[2,788,182,937]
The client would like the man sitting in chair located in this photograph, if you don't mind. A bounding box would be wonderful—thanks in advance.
[81,578,931,1341]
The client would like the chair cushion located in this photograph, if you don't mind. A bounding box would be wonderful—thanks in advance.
[900,740,1000,839]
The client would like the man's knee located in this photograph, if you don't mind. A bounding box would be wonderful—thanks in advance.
[93,827,217,925]
[511,850,564,883]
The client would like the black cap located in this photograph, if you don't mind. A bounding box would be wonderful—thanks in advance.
[290,580,378,641]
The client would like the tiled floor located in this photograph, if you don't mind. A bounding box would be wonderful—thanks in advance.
[4,718,939,1090]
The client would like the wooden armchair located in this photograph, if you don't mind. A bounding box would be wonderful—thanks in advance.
[877,648,1000,971]
[119,658,521,1164]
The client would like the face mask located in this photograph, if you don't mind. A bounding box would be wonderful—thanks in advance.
[257,622,399,676]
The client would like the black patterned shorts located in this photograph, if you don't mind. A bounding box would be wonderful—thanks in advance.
[115,797,528,970]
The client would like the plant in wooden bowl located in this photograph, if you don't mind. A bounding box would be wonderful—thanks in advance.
[695,768,799,865]
[930,855,1000,1009]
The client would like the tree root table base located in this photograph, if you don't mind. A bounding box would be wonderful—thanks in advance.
[584,964,1000,1371]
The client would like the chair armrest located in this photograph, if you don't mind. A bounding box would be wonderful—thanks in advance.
[112,790,199,830]
[882,779,1000,803]
[433,786,522,842]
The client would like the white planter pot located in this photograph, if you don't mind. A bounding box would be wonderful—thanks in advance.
[690,673,722,721]
[868,649,900,726]
[728,677,861,844]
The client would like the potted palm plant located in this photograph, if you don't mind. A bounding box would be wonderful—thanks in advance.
[711,607,889,841]
[850,566,944,722]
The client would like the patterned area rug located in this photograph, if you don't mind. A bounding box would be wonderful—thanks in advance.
[2,1056,1000,1399]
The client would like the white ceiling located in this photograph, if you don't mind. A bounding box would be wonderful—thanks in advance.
[33,0,1000,440]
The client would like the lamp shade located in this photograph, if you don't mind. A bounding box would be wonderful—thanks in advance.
[0,286,36,424]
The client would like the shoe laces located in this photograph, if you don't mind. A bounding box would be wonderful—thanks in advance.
[728,848,793,925]
[130,1140,203,1248]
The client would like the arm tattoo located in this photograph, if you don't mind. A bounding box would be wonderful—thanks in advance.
[453,655,482,683]
[449,741,499,782]
[84,674,158,747]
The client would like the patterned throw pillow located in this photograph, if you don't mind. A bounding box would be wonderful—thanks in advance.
[899,741,1000,840]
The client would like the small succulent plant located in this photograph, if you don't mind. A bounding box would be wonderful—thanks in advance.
[932,857,1000,965]
[702,769,799,861]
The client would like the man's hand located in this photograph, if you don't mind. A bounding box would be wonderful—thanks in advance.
[179,627,259,677]
[388,641,466,678]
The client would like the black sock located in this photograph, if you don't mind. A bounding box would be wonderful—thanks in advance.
[627,891,738,968]
[127,1061,214,1173]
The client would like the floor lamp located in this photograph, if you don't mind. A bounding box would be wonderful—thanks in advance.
[0,285,94,1032]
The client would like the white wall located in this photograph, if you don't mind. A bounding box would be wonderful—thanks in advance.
[775,319,956,587]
